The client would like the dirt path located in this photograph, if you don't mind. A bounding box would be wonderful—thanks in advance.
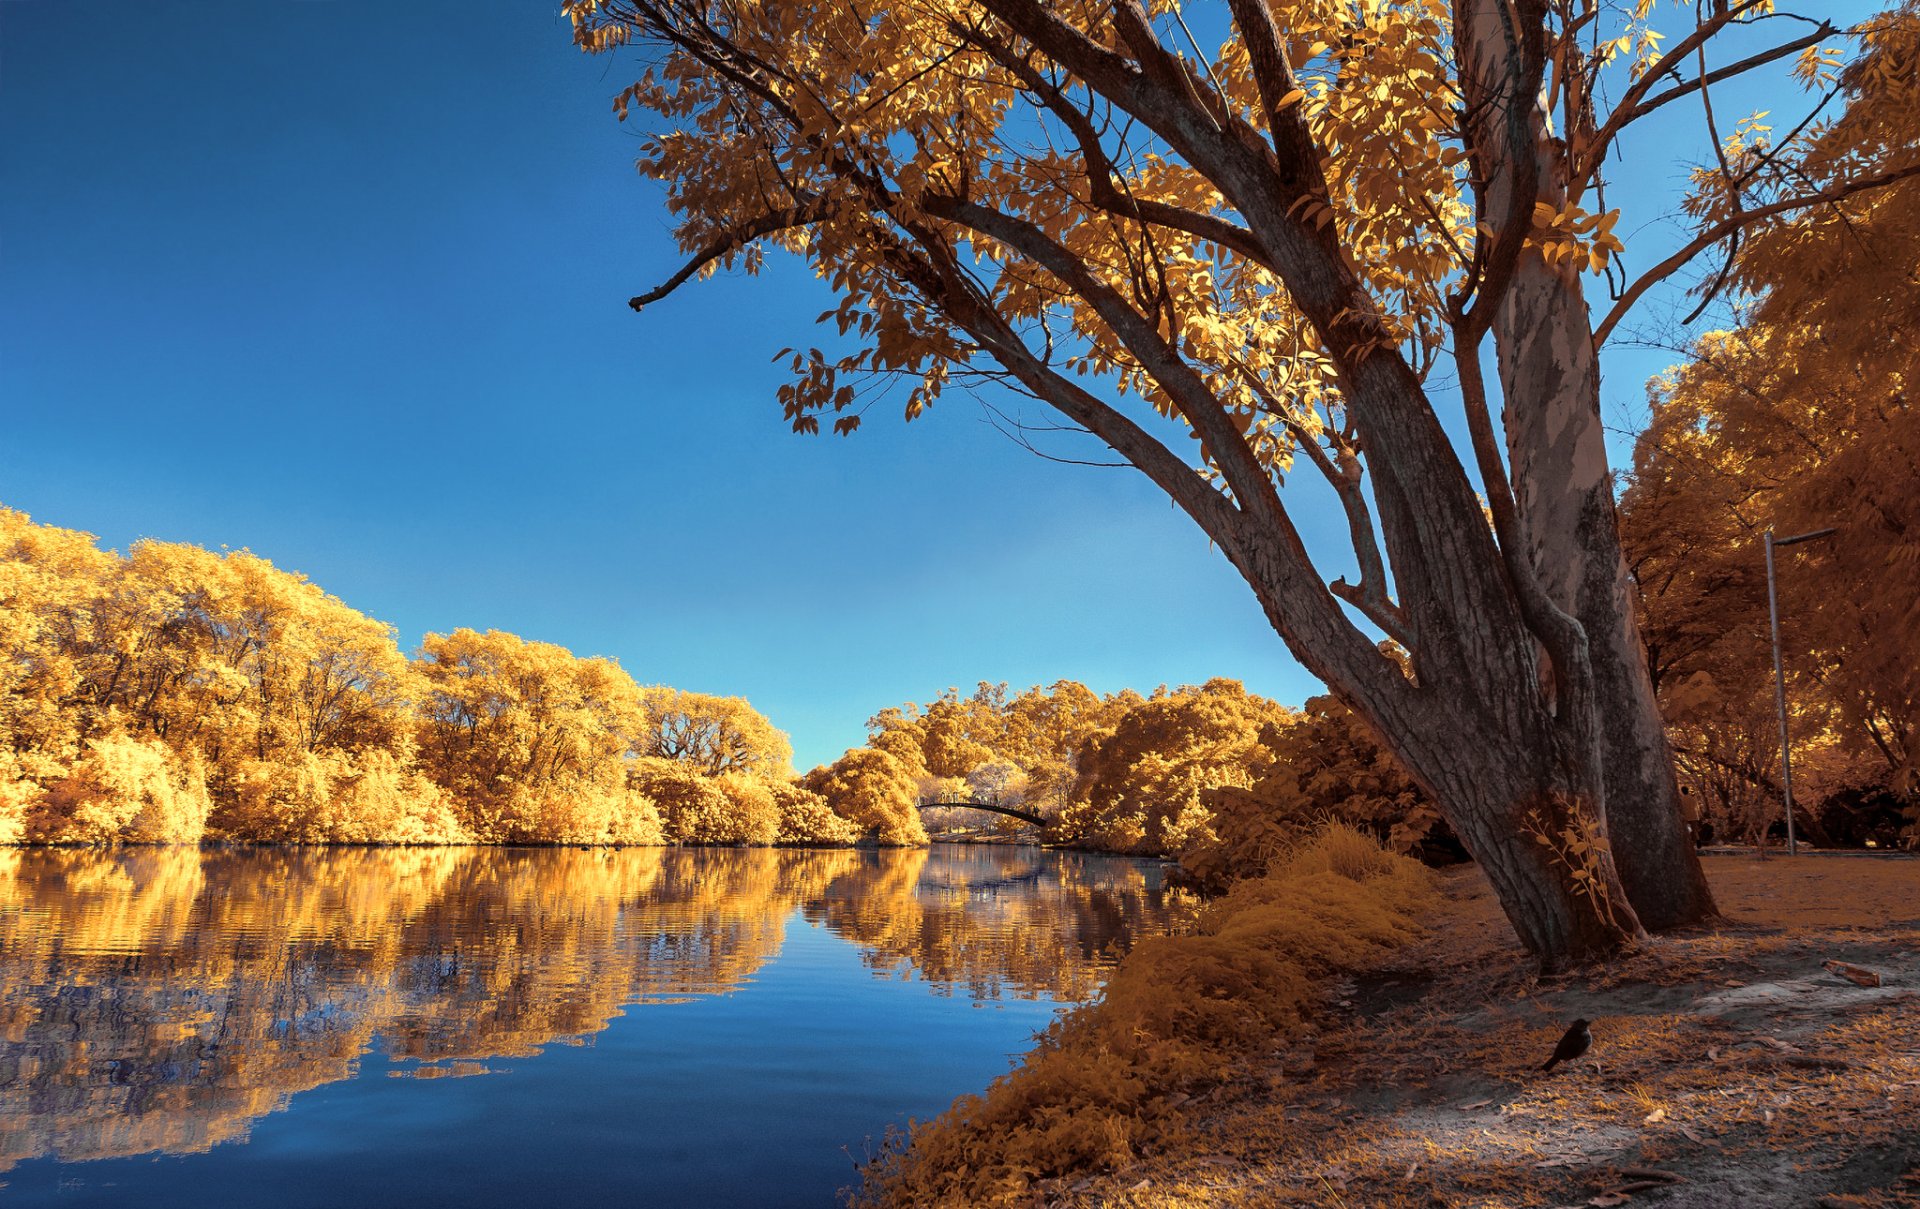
[1044,854,1920,1208]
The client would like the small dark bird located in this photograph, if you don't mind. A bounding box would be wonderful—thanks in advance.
[1540,1018,1593,1072]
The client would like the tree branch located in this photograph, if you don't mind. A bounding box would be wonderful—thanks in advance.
[1575,7,1836,198]
[628,204,830,310]
[1594,159,1920,346]
[958,24,1273,267]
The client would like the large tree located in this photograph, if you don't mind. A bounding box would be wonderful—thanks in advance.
[565,0,1917,963]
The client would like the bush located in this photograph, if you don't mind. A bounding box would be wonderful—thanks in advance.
[769,781,861,845]
[803,748,928,846]
[634,758,778,845]
[1053,679,1290,856]
[30,734,211,844]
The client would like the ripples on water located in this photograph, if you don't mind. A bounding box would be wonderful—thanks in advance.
[0,844,1190,1207]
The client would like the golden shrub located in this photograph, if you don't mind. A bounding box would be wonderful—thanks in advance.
[855,825,1435,1207]
[1055,680,1290,857]
[634,758,779,845]
[803,747,929,846]
[768,781,861,845]
[30,734,211,844]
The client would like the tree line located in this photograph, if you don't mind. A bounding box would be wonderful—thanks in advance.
[0,509,924,847]
[861,674,1450,888]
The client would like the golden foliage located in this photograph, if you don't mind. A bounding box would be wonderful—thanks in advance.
[1621,8,1920,846]
[855,826,1434,1206]
[637,685,794,776]
[629,757,775,845]
[804,746,929,846]
[768,779,861,845]
[564,0,1490,452]
[861,677,1444,862]
[1056,679,1293,856]
[867,680,1139,826]
[31,733,211,844]
[1183,691,1448,891]
[412,627,657,843]
[0,509,849,848]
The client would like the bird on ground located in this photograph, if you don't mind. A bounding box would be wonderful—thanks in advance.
[1540,1018,1593,1072]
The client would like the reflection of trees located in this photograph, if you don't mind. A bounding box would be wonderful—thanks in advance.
[0,846,857,1169]
[805,846,1188,1002]
[0,844,1183,1171]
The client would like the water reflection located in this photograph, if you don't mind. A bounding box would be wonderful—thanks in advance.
[0,844,1184,1174]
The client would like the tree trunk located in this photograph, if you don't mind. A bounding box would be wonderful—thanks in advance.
[1355,658,1648,966]
[1226,524,1645,968]
[1496,257,1717,930]
[1443,0,1716,934]
[1421,755,1645,965]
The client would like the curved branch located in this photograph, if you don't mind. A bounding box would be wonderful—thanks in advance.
[960,26,1272,267]
[1576,13,1836,199]
[1594,160,1920,346]
[628,204,829,310]
[878,207,1410,713]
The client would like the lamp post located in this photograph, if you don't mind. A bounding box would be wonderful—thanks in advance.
[1764,526,1837,856]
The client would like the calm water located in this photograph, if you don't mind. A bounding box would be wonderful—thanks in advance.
[0,844,1187,1207]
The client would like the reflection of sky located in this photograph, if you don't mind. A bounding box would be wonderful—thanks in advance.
[3,4,1876,768]
[0,845,1183,1207]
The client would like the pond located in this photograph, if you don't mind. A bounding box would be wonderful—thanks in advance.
[0,844,1189,1207]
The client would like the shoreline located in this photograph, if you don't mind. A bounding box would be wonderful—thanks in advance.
[1002,853,1920,1208]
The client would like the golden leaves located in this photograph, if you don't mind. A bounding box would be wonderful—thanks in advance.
[1529,202,1625,274]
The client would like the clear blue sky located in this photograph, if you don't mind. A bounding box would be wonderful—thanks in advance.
[0,3,1868,770]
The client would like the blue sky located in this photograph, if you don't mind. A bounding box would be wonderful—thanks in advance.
[0,3,1870,769]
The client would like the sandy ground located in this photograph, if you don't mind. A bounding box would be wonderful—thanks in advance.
[1040,853,1920,1208]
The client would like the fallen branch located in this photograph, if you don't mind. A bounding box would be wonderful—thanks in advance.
[1822,959,1884,987]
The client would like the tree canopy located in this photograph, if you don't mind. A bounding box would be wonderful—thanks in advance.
[1619,9,1920,846]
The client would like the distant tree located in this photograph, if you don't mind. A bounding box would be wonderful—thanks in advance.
[768,779,862,845]
[1058,679,1292,855]
[1620,9,1920,844]
[804,747,929,846]
[637,686,795,776]
[867,679,1137,821]
[412,629,657,843]
[0,509,800,848]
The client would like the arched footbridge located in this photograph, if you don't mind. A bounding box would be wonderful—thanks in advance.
[915,799,1050,828]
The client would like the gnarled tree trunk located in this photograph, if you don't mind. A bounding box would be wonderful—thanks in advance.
[1496,257,1717,930]
[1458,0,1717,932]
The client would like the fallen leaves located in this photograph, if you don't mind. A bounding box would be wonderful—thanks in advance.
[1679,1124,1721,1148]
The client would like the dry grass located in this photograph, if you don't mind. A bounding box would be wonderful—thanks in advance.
[853,827,1438,1207]
[1029,854,1920,1209]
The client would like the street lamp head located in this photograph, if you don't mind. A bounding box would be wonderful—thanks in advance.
[1773,527,1839,548]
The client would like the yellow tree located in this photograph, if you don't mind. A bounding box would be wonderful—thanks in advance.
[567,0,1920,960]
[803,746,930,845]
[1621,9,1920,841]
[0,511,428,843]
[1058,678,1292,853]
[635,686,795,775]
[413,629,659,843]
